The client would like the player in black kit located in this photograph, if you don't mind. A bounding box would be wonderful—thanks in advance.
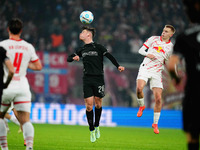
[67,26,125,143]
[0,47,14,103]
[0,46,14,149]
[168,0,200,149]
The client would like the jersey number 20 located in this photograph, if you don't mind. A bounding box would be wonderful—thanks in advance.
[13,52,23,73]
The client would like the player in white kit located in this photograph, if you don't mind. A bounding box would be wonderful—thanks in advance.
[136,25,175,134]
[0,18,42,150]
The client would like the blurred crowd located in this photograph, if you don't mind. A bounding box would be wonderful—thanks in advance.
[0,0,188,63]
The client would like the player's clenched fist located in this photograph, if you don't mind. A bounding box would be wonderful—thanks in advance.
[118,66,125,72]
[73,55,80,61]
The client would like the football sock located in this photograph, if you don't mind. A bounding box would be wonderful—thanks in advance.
[23,122,34,148]
[86,110,94,131]
[153,112,160,124]
[188,142,199,150]
[10,115,20,126]
[137,98,144,106]
[3,119,9,129]
[94,107,102,127]
[0,119,8,150]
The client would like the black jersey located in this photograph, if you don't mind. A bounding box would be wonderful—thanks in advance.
[173,25,200,97]
[174,25,200,135]
[0,47,8,91]
[67,42,120,76]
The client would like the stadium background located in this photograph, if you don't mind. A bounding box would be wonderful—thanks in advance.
[0,0,188,128]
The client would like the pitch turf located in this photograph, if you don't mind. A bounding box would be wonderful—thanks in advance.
[7,123,186,150]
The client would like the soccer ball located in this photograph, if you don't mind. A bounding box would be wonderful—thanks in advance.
[80,11,94,24]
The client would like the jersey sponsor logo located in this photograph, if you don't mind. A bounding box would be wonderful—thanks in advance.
[153,46,165,54]
[9,45,28,51]
[82,51,98,57]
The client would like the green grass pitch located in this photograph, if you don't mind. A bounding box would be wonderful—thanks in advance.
[7,123,186,150]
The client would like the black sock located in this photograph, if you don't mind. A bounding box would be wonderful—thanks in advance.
[86,110,94,131]
[94,107,102,127]
[188,143,199,150]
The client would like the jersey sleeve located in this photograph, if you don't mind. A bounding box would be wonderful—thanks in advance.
[143,36,154,49]
[173,34,185,58]
[29,44,39,62]
[75,47,82,57]
[0,47,9,62]
[99,44,108,55]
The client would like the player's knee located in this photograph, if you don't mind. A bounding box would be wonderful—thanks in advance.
[95,103,102,109]
[86,105,93,111]
[136,86,143,95]
[155,96,162,104]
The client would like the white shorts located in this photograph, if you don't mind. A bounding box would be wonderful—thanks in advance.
[1,88,31,113]
[136,65,163,90]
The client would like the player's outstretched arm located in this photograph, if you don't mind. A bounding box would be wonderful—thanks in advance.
[4,59,14,89]
[138,45,148,56]
[105,52,125,72]
[67,53,80,62]
[28,60,42,71]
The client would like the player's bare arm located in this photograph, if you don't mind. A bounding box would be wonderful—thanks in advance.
[4,59,14,88]
[28,60,42,71]
[146,54,156,60]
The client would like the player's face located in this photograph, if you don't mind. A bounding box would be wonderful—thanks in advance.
[161,27,173,39]
[79,30,89,40]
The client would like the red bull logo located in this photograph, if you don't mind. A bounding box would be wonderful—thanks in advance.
[154,46,165,54]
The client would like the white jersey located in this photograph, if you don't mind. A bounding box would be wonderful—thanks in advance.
[141,36,173,73]
[0,38,39,89]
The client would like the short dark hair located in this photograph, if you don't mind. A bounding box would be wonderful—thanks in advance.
[81,26,96,38]
[7,18,23,34]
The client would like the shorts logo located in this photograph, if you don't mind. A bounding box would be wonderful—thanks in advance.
[154,46,165,54]
[98,85,104,95]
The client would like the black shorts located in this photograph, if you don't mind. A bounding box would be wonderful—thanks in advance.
[0,89,2,104]
[83,75,105,99]
[183,95,200,138]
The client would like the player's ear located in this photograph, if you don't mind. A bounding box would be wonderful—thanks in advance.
[87,32,91,38]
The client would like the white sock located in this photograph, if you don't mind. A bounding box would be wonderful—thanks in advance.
[23,122,34,149]
[154,112,161,124]
[137,98,144,106]
[0,119,8,150]
[3,119,9,132]
[10,115,20,126]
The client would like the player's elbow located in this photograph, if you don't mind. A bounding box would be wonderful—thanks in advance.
[33,60,43,71]
[9,68,14,77]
